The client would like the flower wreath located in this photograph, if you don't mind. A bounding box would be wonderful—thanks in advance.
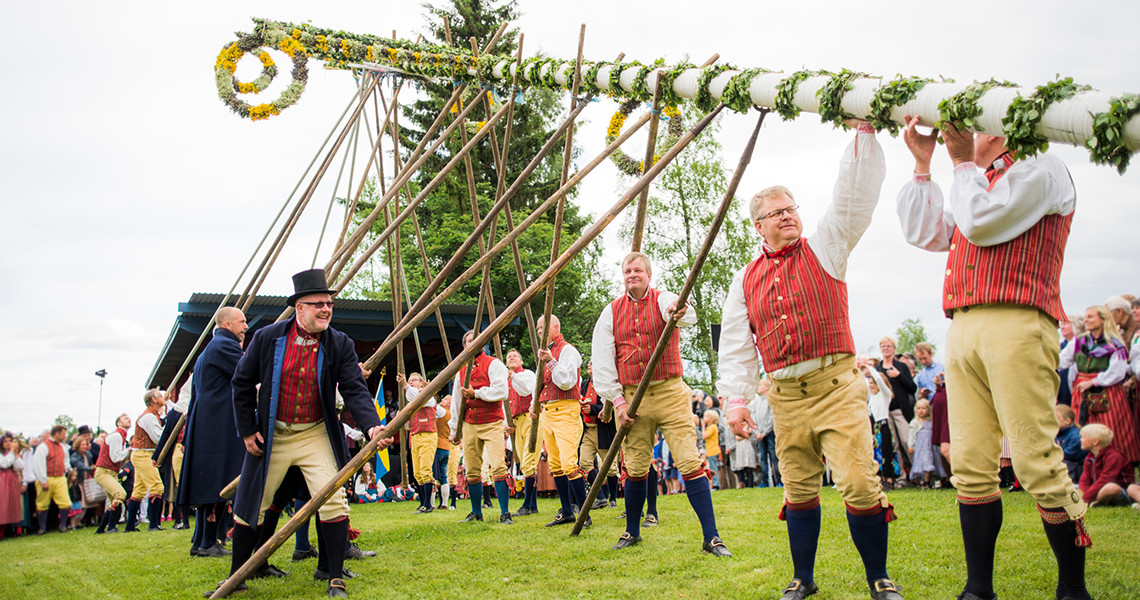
[215,31,309,121]
[605,99,683,177]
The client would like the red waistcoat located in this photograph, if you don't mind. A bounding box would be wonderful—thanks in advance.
[408,392,438,436]
[45,440,66,477]
[95,428,127,471]
[540,336,581,403]
[942,175,1071,322]
[508,368,533,418]
[611,287,684,386]
[581,380,598,425]
[460,353,503,424]
[131,411,157,450]
[742,238,855,373]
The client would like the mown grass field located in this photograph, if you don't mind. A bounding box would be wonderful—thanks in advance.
[4,487,1138,599]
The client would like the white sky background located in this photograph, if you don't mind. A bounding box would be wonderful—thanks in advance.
[1,1,1137,434]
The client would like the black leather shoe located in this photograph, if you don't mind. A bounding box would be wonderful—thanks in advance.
[414,505,434,514]
[611,532,641,550]
[198,545,229,558]
[147,525,164,531]
[870,578,904,600]
[702,536,732,557]
[643,514,659,527]
[513,507,536,517]
[202,580,247,598]
[591,498,608,510]
[608,500,618,508]
[499,513,514,525]
[779,579,819,600]
[327,578,348,598]
[292,547,319,562]
[249,563,290,579]
[955,592,993,600]
[314,567,358,580]
[461,512,484,523]
[190,547,202,556]
[345,542,375,559]
[545,512,576,527]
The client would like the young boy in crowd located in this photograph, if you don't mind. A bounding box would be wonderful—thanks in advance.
[1078,424,1140,508]
[1054,405,1086,484]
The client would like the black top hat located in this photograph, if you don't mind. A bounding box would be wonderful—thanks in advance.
[77,425,91,436]
[288,269,336,307]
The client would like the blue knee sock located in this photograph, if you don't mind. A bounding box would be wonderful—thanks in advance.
[784,501,821,585]
[646,469,659,516]
[523,476,536,510]
[683,474,719,542]
[493,480,509,515]
[847,506,892,585]
[624,476,648,537]
[193,506,207,548]
[469,481,483,517]
[569,477,588,511]
[553,475,572,515]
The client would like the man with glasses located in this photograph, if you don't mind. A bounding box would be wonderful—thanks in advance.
[213,269,393,599]
[718,123,904,600]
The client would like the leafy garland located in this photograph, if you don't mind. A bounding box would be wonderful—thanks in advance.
[816,69,867,129]
[773,70,815,120]
[212,19,1139,172]
[695,64,738,112]
[869,75,932,135]
[1002,76,1092,160]
[1088,94,1140,173]
[605,99,684,176]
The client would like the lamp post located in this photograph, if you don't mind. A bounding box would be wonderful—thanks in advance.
[95,369,107,431]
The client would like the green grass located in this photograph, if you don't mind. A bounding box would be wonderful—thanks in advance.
[4,487,1139,599]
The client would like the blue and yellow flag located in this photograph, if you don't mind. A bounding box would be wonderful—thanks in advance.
[373,367,390,478]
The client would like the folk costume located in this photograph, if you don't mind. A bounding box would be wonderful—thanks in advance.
[92,425,130,533]
[127,404,166,532]
[898,148,1090,600]
[1060,333,1140,462]
[31,437,70,534]
[719,128,898,598]
[578,376,619,506]
[507,365,539,515]
[225,269,382,598]
[535,333,585,526]
[403,384,444,513]
[448,348,512,522]
[593,285,726,554]
[436,402,459,510]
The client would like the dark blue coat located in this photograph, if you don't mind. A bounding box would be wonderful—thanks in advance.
[173,328,246,506]
[230,318,381,525]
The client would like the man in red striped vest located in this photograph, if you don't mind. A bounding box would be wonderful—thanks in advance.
[93,413,132,534]
[126,389,168,532]
[532,315,588,527]
[719,124,902,600]
[592,252,729,557]
[504,348,540,516]
[448,330,513,524]
[397,371,444,515]
[31,425,71,534]
[897,116,1088,600]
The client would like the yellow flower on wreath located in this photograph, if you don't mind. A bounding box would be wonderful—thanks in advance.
[249,103,280,121]
[215,43,242,73]
[278,37,305,58]
[315,35,329,52]
[386,47,398,62]
[237,82,259,94]
[292,28,302,40]
[257,52,274,67]
[365,46,375,62]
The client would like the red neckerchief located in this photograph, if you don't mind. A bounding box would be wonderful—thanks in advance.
[985,152,1015,190]
[763,237,803,259]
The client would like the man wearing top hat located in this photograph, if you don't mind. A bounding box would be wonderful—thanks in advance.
[212,269,393,599]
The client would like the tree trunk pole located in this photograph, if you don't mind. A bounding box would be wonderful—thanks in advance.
[571,107,765,536]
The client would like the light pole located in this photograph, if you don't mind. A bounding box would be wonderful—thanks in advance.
[95,369,107,431]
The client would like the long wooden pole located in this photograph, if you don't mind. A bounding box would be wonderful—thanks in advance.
[207,103,721,599]
[570,107,765,536]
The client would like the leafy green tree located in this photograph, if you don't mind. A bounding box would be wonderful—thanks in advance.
[895,317,933,355]
[619,104,760,391]
[344,0,612,361]
[53,414,76,439]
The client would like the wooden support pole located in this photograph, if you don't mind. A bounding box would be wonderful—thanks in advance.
[571,107,765,536]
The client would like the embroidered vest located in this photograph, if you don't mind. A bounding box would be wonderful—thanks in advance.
[508,368,533,418]
[95,428,127,471]
[45,440,66,477]
[611,287,684,386]
[459,353,503,424]
[540,336,581,403]
[131,411,157,450]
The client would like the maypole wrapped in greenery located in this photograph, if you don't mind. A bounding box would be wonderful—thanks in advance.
[215,18,1140,172]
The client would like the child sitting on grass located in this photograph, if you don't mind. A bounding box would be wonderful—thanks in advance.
[1054,404,1086,484]
[1078,423,1140,508]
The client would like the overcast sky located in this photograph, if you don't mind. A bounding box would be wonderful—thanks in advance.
[2,1,1137,435]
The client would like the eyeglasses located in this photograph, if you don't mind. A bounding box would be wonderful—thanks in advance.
[298,301,335,309]
[757,204,799,221]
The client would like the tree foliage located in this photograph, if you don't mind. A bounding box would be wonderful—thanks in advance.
[619,104,760,391]
[894,317,933,355]
[53,414,77,439]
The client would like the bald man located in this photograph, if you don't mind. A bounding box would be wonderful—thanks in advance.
[532,315,587,527]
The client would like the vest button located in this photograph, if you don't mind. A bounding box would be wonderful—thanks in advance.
[777,296,784,301]
[832,379,839,385]
[966,291,973,297]
[781,314,787,319]
[947,293,954,300]
[785,334,791,340]
[774,259,780,264]
[800,382,807,387]
[801,390,807,395]
[776,387,781,393]
[946,269,952,275]
[775,277,780,283]
[950,243,956,250]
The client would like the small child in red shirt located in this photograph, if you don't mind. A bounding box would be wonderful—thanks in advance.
[1078,423,1140,508]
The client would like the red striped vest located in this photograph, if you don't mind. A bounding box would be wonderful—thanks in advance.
[540,336,581,403]
[508,368,533,418]
[942,168,1071,322]
[611,288,684,386]
[45,440,66,477]
[581,380,598,424]
[95,428,127,471]
[131,411,157,450]
[743,238,855,373]
[460,353,503,424]
[408,392,437,435]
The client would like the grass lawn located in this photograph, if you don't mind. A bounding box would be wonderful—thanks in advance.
[4,487,1138,599]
